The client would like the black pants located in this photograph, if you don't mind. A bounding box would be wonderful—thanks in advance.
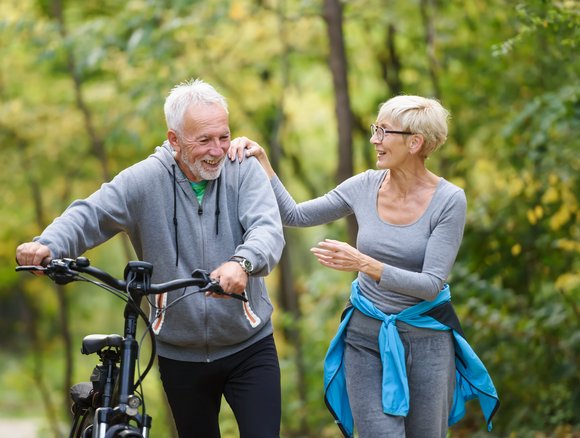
[158,334,281,438]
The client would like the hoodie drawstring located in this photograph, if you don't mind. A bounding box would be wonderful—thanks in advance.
[172,164,179,267]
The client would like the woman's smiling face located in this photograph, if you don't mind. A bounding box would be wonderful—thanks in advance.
[371,119,412,170]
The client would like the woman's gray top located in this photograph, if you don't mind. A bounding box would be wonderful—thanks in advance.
[271,169,466,314]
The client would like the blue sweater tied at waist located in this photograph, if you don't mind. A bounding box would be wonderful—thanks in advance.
[323,280,499,438]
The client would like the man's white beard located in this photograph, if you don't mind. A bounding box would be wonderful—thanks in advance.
[184,155,225,181]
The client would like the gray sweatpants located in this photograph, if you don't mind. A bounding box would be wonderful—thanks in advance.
[344,309,455,438]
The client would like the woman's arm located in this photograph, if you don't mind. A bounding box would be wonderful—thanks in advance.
[229,136,356,227]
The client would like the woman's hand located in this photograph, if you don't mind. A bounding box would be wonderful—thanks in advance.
[310,239,383,280]
[228,137,275,178]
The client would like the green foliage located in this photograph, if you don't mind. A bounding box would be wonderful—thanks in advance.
[1,0,579,436]
[453,1,580,434]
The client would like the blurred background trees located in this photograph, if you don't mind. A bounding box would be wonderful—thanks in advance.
[1,0,578,436]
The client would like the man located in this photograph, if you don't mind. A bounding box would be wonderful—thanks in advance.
[16,79,285,438]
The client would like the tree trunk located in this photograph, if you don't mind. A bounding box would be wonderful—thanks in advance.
[20,281,63,438]
[51,0,110,182]
[49,0,136,413]
[271,2,308,433]
[380,24,403,96]
[419,0,441,99]
[419,0,453,176]
[18,142,72,425]
[322,0,357,244]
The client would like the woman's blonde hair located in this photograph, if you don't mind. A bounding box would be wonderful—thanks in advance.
[377,95,450,158]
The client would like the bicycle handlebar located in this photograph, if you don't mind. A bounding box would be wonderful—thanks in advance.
[15,257,248,302]
[16,256,250,436]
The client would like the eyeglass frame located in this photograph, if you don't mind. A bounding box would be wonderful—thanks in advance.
[370,124,414,141]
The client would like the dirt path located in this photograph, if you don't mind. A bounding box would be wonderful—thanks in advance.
[0,418,41,437]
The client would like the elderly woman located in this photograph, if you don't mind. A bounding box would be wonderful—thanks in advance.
[229,95,498,438]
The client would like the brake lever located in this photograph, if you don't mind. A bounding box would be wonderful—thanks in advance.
[15,258,78,284]
[46,258,79,285]
[191,269,248,302]
[207,282,248,302]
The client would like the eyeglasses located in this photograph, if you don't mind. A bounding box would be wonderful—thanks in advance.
[370,124,413,142]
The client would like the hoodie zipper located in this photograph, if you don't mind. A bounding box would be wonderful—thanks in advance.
[197,194,212,362]
[168,150,216,362]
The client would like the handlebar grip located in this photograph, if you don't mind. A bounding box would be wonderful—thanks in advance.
[229,291,248,302]
[207,283,248,302]
[15,265,46,272]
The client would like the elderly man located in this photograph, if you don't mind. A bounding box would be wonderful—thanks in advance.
[16,79,285,438]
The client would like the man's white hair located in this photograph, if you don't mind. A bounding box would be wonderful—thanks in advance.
[164,79,228,135]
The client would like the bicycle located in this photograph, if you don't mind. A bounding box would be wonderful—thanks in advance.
[16,256,247,438]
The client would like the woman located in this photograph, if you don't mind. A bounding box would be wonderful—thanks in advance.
[229,95,498,437]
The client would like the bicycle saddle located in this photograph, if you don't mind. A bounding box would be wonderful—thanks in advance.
[82,334,124,355]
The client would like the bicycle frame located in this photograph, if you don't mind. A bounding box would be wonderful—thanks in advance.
[92,268,150,437]
[78,261,155,438]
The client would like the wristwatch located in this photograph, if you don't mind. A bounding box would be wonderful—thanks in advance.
[230,256,253,275]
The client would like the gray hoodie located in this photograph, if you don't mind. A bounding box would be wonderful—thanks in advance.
[35,142,285,362]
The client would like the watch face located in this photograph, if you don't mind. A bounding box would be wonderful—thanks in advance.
[242,259,253,273]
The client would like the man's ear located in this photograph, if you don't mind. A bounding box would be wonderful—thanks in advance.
[167,130,179,150]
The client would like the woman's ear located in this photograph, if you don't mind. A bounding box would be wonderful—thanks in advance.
[409,134,424,155]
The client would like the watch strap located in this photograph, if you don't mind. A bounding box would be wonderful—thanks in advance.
[229,256,253,274]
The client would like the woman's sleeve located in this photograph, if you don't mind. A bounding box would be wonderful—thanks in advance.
[270,175,356,227]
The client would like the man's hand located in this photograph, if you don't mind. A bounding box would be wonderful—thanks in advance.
[206,261,249,299]
[16,242,52,275]
[16,242,52,267]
